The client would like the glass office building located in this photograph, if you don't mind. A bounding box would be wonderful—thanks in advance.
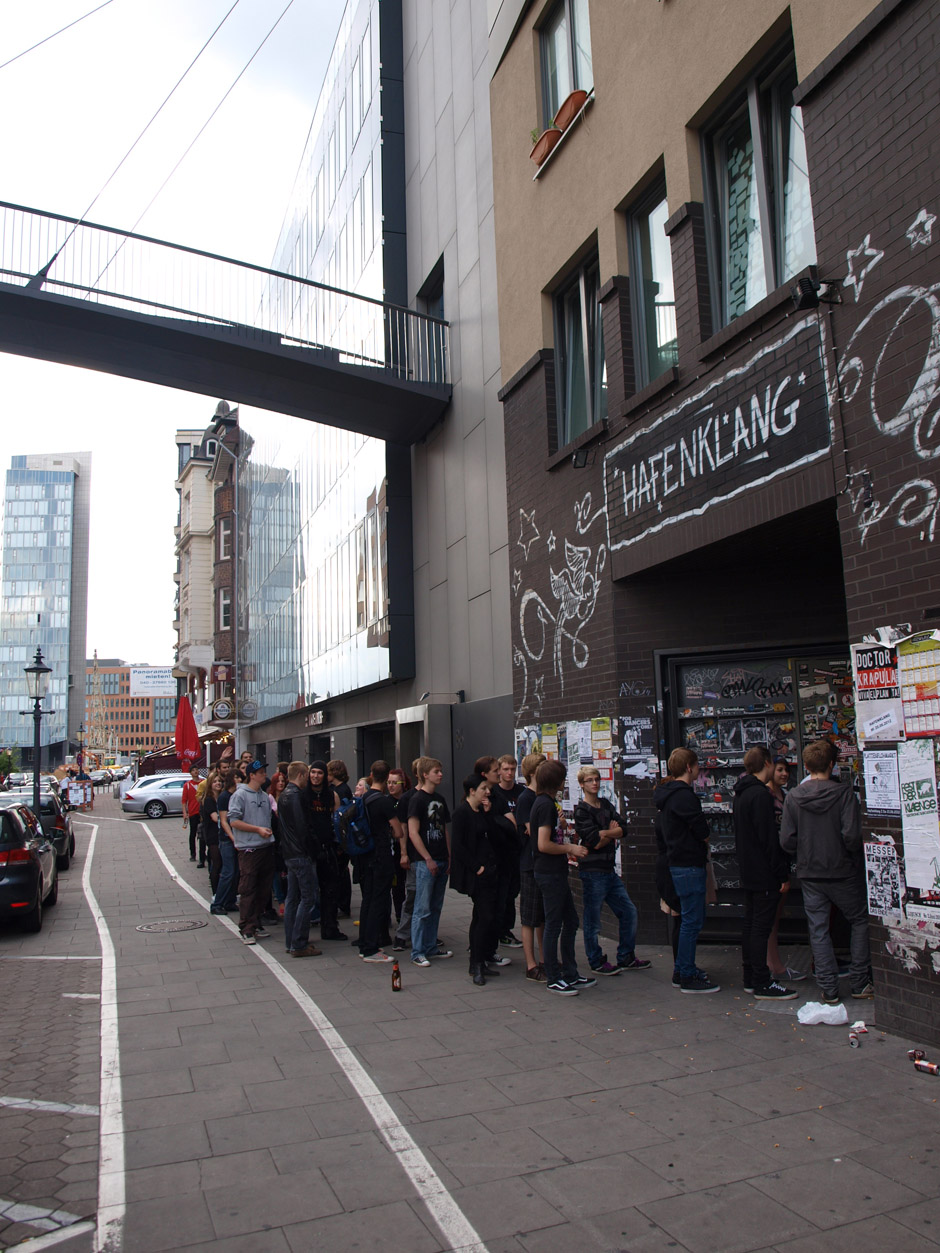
[240,0,413,726]
[0,453,91,766]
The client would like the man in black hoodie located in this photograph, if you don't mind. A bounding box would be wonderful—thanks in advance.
[280,762,322,957]
[733,747,796,1000]
[781,739,871,1003]
[654,748,719,994]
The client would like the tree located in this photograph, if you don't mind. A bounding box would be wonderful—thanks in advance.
[0,747,21,776]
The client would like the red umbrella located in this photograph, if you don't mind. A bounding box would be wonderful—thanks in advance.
[174,697,201,766]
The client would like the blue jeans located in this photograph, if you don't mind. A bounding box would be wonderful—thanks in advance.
[411,860,448,960]
[579,871,638,969]
[534,871,579,984]
[669,865,706,978]
[284,856,319,952]
[212,840,238,910]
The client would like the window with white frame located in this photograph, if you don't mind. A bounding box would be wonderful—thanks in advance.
[540,0,593,127]
[705,51,816,326]
[219,588,231,631]
[554,255,607,447]
[218,517,232,561]
[628,183,678,387]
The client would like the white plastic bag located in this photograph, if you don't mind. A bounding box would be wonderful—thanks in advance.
[797,1001,849,1025]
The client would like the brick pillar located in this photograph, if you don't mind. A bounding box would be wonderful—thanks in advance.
[665,201,713,354]
[599,275,634,414]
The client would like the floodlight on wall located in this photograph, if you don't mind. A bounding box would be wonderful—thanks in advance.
[571,448,595,469]
[791,276,841,310]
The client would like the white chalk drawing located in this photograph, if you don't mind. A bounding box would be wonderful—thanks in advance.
[906,208,936,250]
[516,508,540,559]
[514,498,608,716]
[843,234,884,302]
[847,472,939,546]
[619,679,653,698]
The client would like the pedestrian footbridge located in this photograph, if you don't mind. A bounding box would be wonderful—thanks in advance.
[0,200,450,443]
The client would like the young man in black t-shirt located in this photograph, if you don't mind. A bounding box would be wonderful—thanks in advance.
[515,752,546,979]
[475,754,524,949]
[357,760,404,962]
[407,756,452,966]
[529,759,591,995]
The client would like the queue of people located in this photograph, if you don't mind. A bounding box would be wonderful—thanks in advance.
[186,735,873,1005]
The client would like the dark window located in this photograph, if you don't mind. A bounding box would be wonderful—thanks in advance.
[705,52,815,326]
[540,0,593,127]
[628,184,678,386]
[554,256,607,446]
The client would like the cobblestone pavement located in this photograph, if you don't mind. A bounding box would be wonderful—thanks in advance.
[0,791,938,1252]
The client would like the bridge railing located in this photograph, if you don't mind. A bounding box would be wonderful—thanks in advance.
[0,200,448,386]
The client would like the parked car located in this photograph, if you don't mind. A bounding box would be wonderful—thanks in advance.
[0,792,74,870]
[0,801,58,932]
[122,774,191,818]
[5,772,29,789]
[89,770,112,787]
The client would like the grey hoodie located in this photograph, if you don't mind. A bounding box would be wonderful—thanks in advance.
[779,779,862,880]
[227,783,274,851]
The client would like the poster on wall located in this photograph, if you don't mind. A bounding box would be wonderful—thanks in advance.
[897,739,940,890]
[541,723,559,759]
[864,841,904,915]
[620,715,654,761]
[897,630,940,737]
[851,643,905,746]
[862,749,901,816]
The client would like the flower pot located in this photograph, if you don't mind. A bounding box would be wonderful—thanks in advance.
[529,127,563,166]
[553,89,588,131]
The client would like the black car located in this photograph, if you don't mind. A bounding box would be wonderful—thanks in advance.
[0,801,58,933]
[1,791,75,869]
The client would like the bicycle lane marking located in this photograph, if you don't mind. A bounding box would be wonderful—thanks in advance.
[133,817,489,1253]
[77,821,124,1253]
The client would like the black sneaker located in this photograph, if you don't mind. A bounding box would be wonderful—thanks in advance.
[754,982,798,1000]
[615,957,652,971]
[851,982,875,999]
[392,940,407,951]
[546,979,579,996]
[680,974,720,994]
[499,932,523,948]
[671,969,681,988]
[569,974,597,989]
[820,990,842,1005]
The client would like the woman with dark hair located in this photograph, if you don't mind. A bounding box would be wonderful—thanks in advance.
[766,757,805,982]
[451,773,502,985]
[529,760,590,995]
[387,767,412,923]
[269,771,289,915]
[327,759,353,917]
[309,761,345,940]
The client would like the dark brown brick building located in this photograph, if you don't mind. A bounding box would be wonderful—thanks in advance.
[490,0,940,1041]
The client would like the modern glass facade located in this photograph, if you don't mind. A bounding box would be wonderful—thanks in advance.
[240,0,412,728]
[0,459,76,751]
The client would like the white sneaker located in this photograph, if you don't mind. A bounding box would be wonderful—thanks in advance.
[362,952,393,963]
[240,933,256,945]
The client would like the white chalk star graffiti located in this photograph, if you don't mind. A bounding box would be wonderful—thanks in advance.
[843,234,884,303]
[517,508,540,559]
[547,530,557,552]
[511,568,522,596]
[907,208,937,250]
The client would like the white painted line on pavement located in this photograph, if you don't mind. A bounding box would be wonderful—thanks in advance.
[0,1095,99,1117]
[63,992,100,999]
[137,820,489,1253]
[81,823,124,1253]
[0,1220,97,1250]
[0,955,102,961]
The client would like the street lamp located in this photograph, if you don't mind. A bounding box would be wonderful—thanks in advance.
[22,646,53,821]
[76,721,85,773]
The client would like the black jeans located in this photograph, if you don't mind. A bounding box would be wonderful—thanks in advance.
[358,853,395,955]
[534,871,579,984]
[335,849,352,915]
[206,844,222,894]
[741,887,783,989]
[316,847,341,936]
[496,857,520,935]
[187,815,200,859]
[469,870,501,964]
[284,855,319,951]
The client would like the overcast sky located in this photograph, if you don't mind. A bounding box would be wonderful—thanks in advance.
[0,0,345,664]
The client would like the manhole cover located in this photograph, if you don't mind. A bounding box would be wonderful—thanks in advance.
[135,919,208,933]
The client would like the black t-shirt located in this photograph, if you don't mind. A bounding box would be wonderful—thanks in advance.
[492,781,524,816]
[201,794,221,845]
[217,789,233,844]
[364,788,398,859]
[407,789,451,862]
[515,786,537,872]
[395,787,414,825]
[529,793,567,876]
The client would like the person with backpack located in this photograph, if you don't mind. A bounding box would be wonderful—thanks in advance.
[354,761,404,962]
[654,748,719,993]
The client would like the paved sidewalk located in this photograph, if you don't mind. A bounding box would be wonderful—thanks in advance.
[1,791,938,1252]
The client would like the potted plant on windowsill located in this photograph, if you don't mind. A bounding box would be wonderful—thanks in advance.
[552,88,588,132]
[530,125,563,166]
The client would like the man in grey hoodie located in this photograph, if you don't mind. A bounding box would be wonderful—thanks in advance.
[228,759,275,945]
[780,740,872,1003]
